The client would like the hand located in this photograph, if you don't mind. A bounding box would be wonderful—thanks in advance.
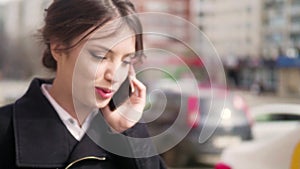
[101,65,146,133]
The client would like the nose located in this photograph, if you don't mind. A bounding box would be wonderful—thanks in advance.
[104,70,113,83]
[103,61,124,84]
[104,64,117,83]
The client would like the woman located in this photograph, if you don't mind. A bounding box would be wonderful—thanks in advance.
[0,0,166,168]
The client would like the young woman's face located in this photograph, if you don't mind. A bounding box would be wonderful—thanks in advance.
[60,23,136,110]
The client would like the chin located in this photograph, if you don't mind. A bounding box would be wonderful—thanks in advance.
[96,100,110,109]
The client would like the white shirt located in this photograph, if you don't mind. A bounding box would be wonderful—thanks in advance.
[41,84,97,141]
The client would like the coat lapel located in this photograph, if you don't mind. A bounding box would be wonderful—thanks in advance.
[11,78,164,169]
[67,112,134,162]
[13,78,71,168]
[12,78,114,168]
[66,133,109,164]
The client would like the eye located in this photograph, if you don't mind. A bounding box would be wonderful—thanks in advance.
[122,56,132,65]
[89,51,107,60]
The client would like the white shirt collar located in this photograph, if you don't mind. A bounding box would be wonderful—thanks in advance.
[41,84,97,141]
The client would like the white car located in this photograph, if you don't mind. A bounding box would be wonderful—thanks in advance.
[215,103,300,169]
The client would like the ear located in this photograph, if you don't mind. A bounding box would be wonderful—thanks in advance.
[49,42,66,62]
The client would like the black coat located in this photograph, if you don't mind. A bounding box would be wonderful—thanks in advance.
[0,78,166,169]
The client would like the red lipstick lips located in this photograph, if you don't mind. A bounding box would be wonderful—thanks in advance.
[95,87,114,99]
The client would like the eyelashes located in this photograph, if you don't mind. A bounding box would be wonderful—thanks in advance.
[90,52,106,60]
[89,50,132,65]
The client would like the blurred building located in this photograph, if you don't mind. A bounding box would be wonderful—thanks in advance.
[1,0,50,41]
[132,0,295,62]
[190,0,300,94]
[130,0,191,50]
[290,0,300,50]
[190,0,265,89]
[130,0,202,83]
[0,0,51,79]
[263,0,300,96]
[192,0,262,60]
[262,0,300,59]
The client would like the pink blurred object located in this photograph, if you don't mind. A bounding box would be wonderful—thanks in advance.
[215,163,232,169]
[187,96,200,128]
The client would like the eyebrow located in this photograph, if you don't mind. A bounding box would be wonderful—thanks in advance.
[90,44,136,58]
[92,45,114,54]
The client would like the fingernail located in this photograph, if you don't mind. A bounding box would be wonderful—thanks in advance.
[131,81,135,93]
[129,76,135,93]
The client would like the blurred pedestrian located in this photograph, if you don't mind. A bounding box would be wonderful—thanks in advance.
[0,0,166,168]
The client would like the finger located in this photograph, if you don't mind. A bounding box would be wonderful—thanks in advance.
[129,65,136,93]
[130,77,146,98]
[129,76,135,93]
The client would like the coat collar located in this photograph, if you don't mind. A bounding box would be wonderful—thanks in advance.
[12,78,108,168]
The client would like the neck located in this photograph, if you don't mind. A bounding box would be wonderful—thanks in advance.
[49,78,92,126]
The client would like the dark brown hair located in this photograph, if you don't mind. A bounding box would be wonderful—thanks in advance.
[41,0,143,71]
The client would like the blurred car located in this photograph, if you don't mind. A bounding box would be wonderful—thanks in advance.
[215,103,300,169]
[144,79,252,167]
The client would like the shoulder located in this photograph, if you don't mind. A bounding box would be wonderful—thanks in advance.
[0,104,16,167]
[0,104,13,122]
[123,122,150,138]
[123,122,168,169]
[0,104,14,137]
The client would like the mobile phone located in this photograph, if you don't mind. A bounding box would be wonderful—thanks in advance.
[108,76,132,111]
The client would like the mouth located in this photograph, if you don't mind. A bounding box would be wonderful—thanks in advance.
[95,87,114,99]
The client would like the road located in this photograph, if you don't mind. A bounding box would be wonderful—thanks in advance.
[234,90,300,107]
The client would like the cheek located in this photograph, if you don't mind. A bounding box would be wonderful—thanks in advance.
[112,66,129,90]
[95,63,107,80]
[76,53,98,80]
[115,65,129,82]
[72,51,99,107]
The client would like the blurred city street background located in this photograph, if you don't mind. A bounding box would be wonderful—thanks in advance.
[2,0,300,96]
[1,0,300,169]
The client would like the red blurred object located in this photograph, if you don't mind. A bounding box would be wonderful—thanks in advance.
[168,56,204,67]
[215,163,232,169]
[187,96,200,128]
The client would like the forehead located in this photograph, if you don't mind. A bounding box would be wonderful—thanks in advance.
[87,21,136,50]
